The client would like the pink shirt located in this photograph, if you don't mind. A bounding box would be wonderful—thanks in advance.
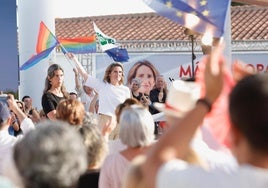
[99,152,129,188]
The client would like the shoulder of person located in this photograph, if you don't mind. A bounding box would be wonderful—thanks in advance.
[42,92,51,99]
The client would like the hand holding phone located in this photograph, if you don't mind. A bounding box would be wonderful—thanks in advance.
[0,94,8,106]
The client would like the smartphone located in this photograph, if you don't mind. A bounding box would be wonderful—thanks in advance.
[0,94,8,106]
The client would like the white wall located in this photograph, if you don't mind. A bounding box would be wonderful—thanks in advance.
[18,0,55,109]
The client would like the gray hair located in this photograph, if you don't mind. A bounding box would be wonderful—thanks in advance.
[78,125,108,168]
[156,75,164,80]
[14,120,87,188]
[131,78,142,88]
[83,112,99,127]
[119,106,155,147]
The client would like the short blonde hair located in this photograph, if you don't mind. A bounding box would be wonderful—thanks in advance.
[78,125,108,168]
[56,99,85,126]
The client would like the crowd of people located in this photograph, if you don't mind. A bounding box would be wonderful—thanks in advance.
[1,44,268,188]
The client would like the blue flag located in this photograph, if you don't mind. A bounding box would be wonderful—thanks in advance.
[143,0,230,38]
[105,47,129,62]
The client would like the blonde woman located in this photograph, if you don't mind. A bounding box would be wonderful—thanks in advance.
[69,53,131,132]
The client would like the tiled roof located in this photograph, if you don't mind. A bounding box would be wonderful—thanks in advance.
[234,0,268,6]
[55,5,268,41]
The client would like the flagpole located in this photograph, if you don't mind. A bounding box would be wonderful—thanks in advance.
[190,35,195,78]
[58,43,76,68]
[223,3,232,70]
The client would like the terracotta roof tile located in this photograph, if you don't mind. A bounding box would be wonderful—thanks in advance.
[55,5,268,41]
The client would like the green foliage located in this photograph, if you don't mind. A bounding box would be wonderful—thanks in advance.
[231,2,244,6]
[2,89,18,99]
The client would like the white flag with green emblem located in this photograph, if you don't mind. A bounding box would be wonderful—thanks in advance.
[93,22,118,51]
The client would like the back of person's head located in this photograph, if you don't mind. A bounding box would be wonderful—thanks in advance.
[83,111,99,127]
[56,98,85,126]
[13,120,87,188]
[119,105,155,147]
[78,125,108,169]
[115,98,142,123]
[103,62,124,84]
[229,73,268,154]
[0,101,10,129]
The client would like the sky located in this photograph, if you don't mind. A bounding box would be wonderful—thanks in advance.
[54,0,153,18]
[0,0,18,92]
[0,0,153,92]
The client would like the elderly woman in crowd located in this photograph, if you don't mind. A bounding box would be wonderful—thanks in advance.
[13,120,87,188]
[77,124,108,188]
[99,105,155,188]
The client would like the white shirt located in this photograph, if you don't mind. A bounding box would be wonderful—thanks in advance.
[0,176,15,188]
[84,75,131,116]
[0,118,35,174]
[191,138,237,170]
[76,87,94,112]
[157,160,268,188]
[75,77,95,112]
[0,130,17,174]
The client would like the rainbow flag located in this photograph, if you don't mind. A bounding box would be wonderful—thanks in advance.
[20,21,59,71]
[36,21,59,53]
[20,46,56,71]
[58,36,97,54]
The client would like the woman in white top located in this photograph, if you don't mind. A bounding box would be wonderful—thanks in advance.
[68,53,131,130]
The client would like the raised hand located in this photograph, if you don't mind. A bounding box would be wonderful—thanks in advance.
[204,45,225,104]
[232,60,255,82]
